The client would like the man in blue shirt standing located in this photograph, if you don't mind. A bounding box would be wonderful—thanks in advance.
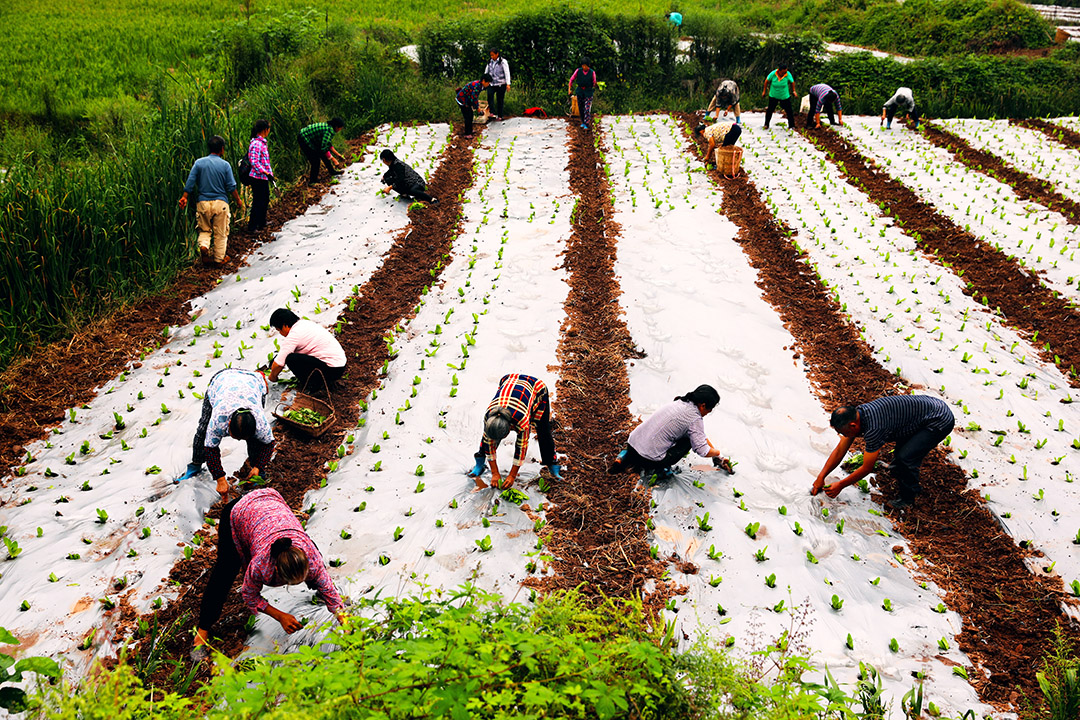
[811,394,955,510]
[178,135,245,266]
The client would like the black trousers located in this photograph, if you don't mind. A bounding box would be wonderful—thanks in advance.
[285,353,345,390]
[198,498,242,632]
[298,135,336,184]
[249,179,270,231]
[806,99,837,127]
[486,85,506,118]
[393,182,434,203]
[764,96,794,128]
[623,436,692,474]
[722,124,742,146]
[890,418,955,501]
[458,103,474,135]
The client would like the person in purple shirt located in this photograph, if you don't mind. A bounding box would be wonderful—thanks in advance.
[607,384,733,482]
[806,83,843,129]
[456,74,492,138]
[193,488,346,655]
[812,394,955,509]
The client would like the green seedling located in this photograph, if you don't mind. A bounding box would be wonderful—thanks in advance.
[95,509,108,524]
[744,522,760,539]
[765,573,777,588]
[393,527,404,542]
[889,638,899,653]
[831,594,844,611]
[475,535,493,552]
[709,575,722,587]
[806,550,818,564]
[846,634,854,651]
[707,545,722,560]
[696,513,712,532]
[754,546,768,562]
[340,529,352,540]
[793,522,804,536]
[938,637,949,651]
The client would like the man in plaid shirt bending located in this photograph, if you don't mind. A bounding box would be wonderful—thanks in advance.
[468,373,562,489]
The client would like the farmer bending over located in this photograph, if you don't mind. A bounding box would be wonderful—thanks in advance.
[881,87,920,130]
[608,385,733,482]
[178,368,274,494]
[696,120,742,164]
[806,83,843,128]
[298,118,347,185]
[268,308,347,389]
[707,79,741,124]
[379,150,438,205]
[194,488,345,655]
[468,374,562,489]
[812,394,954,509]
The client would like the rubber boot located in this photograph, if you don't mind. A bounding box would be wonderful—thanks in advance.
[467,453,486,477]
[175,462,203,483]
[549,464,563,481]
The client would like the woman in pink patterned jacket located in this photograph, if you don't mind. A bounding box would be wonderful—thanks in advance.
[194,488,345,650]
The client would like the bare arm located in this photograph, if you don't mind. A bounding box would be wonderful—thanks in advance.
[824,449,880,498]
[811,434,856,495]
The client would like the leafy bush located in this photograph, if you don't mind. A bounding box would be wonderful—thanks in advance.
[1,626,60,713]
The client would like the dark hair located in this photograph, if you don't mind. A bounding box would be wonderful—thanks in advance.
[694,123,706,134]
[481,73,493,83]
[329,117,346,130]
[674,384,720,410]
[270,538,309,585]
[483,408,513,444]
[269,308,299,330]
[379,149,397,163]
[251,119,270,138]
[207,135,226,155]
[778,63,789,71]
[830,406,858,431]
[581,57,592,67]
[229,409,256,439]
[489,48,500,55]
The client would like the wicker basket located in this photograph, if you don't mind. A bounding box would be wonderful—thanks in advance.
[715,146,743,178]
[273,369,336,438]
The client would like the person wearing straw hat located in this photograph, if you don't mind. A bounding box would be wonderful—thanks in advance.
[177,368,274,493]
[193,487,346,657]
[267,308,347,389]
[467,373,562,489]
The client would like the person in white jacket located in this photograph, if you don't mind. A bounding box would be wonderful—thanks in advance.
[485,49,511,121]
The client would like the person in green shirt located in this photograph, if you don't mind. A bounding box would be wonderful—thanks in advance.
[298,118,347,185]
[761,64,796,130]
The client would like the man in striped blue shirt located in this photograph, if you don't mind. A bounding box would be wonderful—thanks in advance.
[812,394,954,509]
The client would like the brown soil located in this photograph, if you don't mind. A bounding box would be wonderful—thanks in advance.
[805,123,1080,388]
[917,120,1080,225]
[525,121,676,611]
[676,111,1078,710]
[0,154,369,482]
[1014,117,1080,152]
[124,128,479,692]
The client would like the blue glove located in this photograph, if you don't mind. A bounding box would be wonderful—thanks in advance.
[175,462,203,483]
[549,464,563,481]
[467,454,486,478]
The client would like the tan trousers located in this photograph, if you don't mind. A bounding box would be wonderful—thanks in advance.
[195,200,230,263]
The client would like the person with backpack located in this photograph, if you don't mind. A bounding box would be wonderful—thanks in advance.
[245,119,274,233]
[456,75,492,138]
[806,83,843,129]
[298,118,347,185]
[607,385,733,483]
[379,149,438,205]
[192,487,346,656]
[568,59,598,131]
[762,64,797,130]
[708,79,741,124]
[178,135,245,266]
[485,49,511,121]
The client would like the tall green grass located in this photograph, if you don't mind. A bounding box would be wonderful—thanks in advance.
[0,80,316,365]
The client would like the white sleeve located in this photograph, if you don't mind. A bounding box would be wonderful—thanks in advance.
[503,58,511,86]
[274,331,300,367]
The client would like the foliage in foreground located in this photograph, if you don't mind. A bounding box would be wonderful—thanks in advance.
[13,588,987,720]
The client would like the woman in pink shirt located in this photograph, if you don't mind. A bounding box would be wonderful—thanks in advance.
[267,308,347,388]
[194,488,345,652]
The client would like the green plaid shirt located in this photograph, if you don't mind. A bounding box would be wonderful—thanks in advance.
[300,122,335,152]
